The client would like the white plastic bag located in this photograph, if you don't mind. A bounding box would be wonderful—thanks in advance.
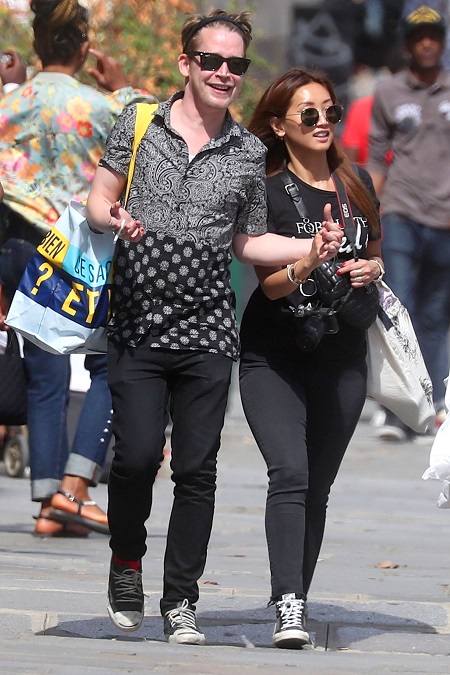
[423,376,450,508]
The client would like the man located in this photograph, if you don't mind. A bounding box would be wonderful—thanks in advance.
[368,4,450,441]
[87,9,343,645]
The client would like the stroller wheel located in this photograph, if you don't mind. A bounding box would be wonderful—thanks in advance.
[4,433,29,478]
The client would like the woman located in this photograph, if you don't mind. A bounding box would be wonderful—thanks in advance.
[239,68,384,649]
[0,0,154,536]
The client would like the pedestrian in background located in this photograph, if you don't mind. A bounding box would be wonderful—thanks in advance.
[368,4,450,441]
[0,0,155,536]
[86,8,342,645]
[341,46,405,167]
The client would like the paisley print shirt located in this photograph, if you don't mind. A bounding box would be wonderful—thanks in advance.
[99,92,267,359]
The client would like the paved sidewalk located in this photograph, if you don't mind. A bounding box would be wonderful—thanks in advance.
[1,397,450,674]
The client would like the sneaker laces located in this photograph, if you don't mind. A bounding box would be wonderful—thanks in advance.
[111,568,143,604]
[165,599,198,631]
[277,597,306,629]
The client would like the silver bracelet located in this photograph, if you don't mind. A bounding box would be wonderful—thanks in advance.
[287,263,303,286]
[370,258,385,280]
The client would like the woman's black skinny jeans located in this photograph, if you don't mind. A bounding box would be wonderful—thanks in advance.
[239,351,366,600]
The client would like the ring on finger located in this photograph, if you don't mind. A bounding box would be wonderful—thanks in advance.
[355,275,363,282]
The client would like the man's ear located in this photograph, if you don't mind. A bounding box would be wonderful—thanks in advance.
[178,53,190,79]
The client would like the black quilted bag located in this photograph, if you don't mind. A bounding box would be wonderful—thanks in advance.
[312,260,379,330]
[0,330,28,425]
[312,260,350,305]
[339,280,379,330]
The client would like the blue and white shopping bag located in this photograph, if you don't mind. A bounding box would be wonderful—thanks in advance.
[6,201,114,354]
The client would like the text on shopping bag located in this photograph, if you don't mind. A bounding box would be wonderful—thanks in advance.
[20,254,111,327]
[37,228,113,285]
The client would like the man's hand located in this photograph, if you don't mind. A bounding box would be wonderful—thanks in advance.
[109,201,145,243]
[0,50,27,87]
[86,49,128,92]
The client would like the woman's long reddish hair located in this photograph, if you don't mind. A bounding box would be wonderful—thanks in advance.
[248,67,380,236]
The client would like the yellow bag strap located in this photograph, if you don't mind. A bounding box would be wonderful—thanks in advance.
[124,102,159,205]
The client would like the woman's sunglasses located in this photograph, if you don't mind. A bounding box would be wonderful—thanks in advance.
[187,51,251,76]
[285,104,344,127]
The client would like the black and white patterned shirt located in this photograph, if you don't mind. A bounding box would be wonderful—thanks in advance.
[99,92,267,359]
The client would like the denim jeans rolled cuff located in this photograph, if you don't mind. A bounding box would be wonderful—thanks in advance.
[69,354,113,481]
[64,453,103,486]
[31,478,61,502]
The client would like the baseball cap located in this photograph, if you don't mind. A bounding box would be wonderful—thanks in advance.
[0,239,36,292]
[403,5,447,38]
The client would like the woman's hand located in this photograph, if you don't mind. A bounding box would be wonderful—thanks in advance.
[109,201,145,243]
[87,49,128,92]
[337,258,382,287]
[0,50,27,87]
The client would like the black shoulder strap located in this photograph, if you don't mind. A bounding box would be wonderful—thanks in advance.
[280,168,359,259]
[279,170,308,219]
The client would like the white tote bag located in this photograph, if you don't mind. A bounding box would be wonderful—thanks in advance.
[366,280,435,433]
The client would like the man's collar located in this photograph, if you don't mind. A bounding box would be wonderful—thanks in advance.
[406,67,450,89]
[159,91,242,145]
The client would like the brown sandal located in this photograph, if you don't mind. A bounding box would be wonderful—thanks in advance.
[33,514,90,538]
[49,489,110,535]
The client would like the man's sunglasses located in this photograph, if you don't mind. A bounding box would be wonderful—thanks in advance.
[187,51,251,76]
[285,104,344,127]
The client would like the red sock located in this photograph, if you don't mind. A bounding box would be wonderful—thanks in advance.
[113,556,141,570]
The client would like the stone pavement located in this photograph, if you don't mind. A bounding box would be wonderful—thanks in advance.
[1,394,450,674]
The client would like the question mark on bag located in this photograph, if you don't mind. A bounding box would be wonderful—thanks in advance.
[31,262,53,295]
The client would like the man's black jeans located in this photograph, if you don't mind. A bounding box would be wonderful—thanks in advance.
[107,340,232,615]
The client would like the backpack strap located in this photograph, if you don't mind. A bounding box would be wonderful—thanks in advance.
[124,102,159,204]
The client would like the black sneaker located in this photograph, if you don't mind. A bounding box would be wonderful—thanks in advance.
[107,557,144,632]
[163,599,205,645]
[273,593,310,649]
